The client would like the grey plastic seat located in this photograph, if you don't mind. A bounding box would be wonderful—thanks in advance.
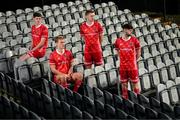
[175,77,180,85]
[151,70,161,87]
[84,69,97,88]
[33,6,42,12]
[95,66,108,89]
[159,67,169,84]
[140,73,151,92]
[168,65,178,80]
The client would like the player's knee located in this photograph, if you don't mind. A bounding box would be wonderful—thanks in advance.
[122,82,128,88]
[73,73,83,80]
[132,82,139,88]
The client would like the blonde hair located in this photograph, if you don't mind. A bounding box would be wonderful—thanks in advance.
[54,35,64,43]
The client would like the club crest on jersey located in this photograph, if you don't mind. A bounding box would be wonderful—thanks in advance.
[129,42,133,46]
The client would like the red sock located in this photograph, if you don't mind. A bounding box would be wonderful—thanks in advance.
[122,87,128,99]
[62,82,68,88]
[73,80,82,92]
[133,87,140,94]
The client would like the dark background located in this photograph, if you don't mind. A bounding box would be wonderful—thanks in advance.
[0,0,179,14]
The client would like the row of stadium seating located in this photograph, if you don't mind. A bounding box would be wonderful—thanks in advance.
[0,0,179,96]
[1,71,179,119]
[157,79,180,106]
[0,0,179,119]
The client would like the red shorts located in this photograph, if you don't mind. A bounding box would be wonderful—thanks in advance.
[84,51,103,66]
[28,49,46,58]
[119,69,139,83]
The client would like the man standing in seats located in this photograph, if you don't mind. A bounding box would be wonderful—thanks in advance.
[20,12,48,61]
[80,10,104,69]
[49,35,83,92]
[114,24,141,99]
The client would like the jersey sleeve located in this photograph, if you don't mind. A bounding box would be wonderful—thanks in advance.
[42,25,48,39]
[69,51,74,62]
[49,53,55,65]
[98,22,103,34]
[80,24,84,37]
[114,39,119,50]
[134,37,141,50]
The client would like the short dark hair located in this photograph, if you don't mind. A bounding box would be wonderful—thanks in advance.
[54,35,64,43]
[85,10,95,16]
[122,24,133,29]
[33,12,42,18]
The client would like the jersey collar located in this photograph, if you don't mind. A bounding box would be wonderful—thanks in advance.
[86,21,94,27]
[35,24,42,28]
[56,49,65,55]
[122,36,131,41]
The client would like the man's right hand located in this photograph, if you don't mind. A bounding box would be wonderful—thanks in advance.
[56,74,70,82]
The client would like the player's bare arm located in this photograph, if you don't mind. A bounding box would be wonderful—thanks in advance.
[136,48,141,60]
[99,33,103,44]
[30,37,46,52]
[50,64,68,77]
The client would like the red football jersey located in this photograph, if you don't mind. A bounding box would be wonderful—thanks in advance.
[49,49,73,74]
[31,24,48,53]
[80,21,103,52]
[114,36,140,70]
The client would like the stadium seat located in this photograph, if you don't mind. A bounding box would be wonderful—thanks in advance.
[33,89,44,116]
[1,95,13,119]
[116,108,128,119]
[94,99,105,118]
[128,90,138,104]
[19,105,29,119]
[65,88,74,105]
[18,82,29,108]
[71,105,82,119]
[113,94,124,110]
[41,93,54,118]
[151,70,161,87]
[82,95,95,116]
[73,92,83,110]
[93,87,104,103]
[28,111,41,119]
[174,105,180,119]
[10,101,21,119]
[137,94,150,107]
[159,67,169,84]
[140,73,151,92]
[26,86,36,112]
[160,102,174,118]
[52,97,63,119]
[84,85,94,100]
[104,104,116,119]
[175,77,180,85]
[95,66,108,89]
[168,65,178,80]
[103,90,114,106]
[49,81,58,98]
[145,107,158,119]
[39,57,50,78]
[123,98,135,116]
[82,111,93,119]
[105,63,118,87]
[149,97,161,112]
[61,101,72,119]
[134,103,146,119]
[57,84,66,101]
[85,73,97,88]
[42,78,51,96]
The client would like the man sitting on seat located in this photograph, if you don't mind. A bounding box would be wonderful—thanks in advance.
[49,35,83,92]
